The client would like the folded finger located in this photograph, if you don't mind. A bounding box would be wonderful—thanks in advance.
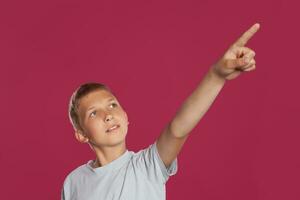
[243,64,256,72]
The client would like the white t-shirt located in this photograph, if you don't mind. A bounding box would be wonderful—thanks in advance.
[61,141,178,200]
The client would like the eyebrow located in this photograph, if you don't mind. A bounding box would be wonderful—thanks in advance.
[86,98,115,112]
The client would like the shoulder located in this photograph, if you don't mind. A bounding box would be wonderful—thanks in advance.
[63,161,92,184]
[129,143,155,160]
[129,141,178,183]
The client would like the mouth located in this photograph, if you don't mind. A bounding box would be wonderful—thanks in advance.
[106,124,120,133]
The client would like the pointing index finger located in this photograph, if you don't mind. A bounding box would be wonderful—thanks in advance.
[233,23,260,47]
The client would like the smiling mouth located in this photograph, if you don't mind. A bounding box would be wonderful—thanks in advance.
[106,125,120,133]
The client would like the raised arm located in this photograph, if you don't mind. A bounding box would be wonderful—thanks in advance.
[156,23,261,168]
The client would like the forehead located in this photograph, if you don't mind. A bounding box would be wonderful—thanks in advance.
[78,89,116,110]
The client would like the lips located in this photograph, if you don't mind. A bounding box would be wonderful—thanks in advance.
[106,124,120,133]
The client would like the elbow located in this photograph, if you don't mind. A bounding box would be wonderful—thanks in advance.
[168,120,189,138]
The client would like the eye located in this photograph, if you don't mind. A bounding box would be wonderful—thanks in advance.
[90,111,96,117]
[110,103,118,108]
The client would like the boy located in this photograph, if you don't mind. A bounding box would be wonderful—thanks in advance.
[61,23,260,200]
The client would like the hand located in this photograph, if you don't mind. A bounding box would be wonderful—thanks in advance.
[211,23,260,81]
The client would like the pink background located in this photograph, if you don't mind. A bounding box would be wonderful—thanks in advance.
[1,0,299,199]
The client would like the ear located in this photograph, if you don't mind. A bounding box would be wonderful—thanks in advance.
[74,130,89,143]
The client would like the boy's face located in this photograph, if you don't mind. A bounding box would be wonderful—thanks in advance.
[75,89,129,148]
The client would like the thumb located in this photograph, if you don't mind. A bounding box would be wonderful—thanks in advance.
[225,57,248,69]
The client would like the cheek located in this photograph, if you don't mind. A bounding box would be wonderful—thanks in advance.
[86,120,106,134]
[124,113,128,122]
[121,114,128,125]
[121,110,128,121]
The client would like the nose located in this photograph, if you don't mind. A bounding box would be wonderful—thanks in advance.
[105,113,113,122]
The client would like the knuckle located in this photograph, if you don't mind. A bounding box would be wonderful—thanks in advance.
[244,46,251,51]
[244,47,255,56]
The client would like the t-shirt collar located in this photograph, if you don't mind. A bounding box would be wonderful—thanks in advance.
[86,150,131,174]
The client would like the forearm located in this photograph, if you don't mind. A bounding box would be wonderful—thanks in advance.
[169,67,226,137]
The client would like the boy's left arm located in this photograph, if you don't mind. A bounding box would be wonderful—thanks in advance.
[156,23,261,168]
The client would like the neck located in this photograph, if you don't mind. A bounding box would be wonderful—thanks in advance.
[92,141,127,168]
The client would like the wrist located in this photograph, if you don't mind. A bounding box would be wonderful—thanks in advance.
[208,67,227,83]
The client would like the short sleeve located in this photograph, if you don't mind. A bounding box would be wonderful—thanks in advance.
[133,141,178,184]
[61,176,71,200]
